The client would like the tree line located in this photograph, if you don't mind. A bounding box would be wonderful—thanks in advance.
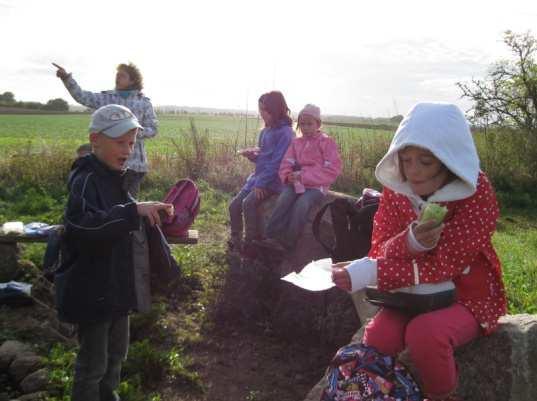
[0,91,69,111]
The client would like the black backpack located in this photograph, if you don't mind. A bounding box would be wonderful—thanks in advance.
[312,190,381,263]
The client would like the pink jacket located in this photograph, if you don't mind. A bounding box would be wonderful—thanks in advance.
[279,131,342,193]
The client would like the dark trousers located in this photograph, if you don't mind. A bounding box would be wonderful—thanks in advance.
[265,186,324,248]
[71,316,129,401]
[123,171,146,198]
[229,188,272,242]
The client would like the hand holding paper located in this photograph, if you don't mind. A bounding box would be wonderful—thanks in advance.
[281,258,335,291]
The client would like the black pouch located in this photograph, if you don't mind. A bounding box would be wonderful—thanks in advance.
[365,285,456,315]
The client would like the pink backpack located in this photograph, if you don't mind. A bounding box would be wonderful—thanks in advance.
[161,179,200,237]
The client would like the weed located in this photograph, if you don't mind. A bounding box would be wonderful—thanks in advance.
[45,343,76,401]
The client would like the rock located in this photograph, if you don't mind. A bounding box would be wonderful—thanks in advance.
[0,243,20,282]
[455,314,537,401]
[19,369,48,394]
[8,354,43,383]
[218,191,371,346]
[17,392,48,401]
[304,314,537,401]
[0,341,31,371]
[260,191,361,346]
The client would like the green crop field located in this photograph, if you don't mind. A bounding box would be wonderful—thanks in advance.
[0,113,259,153]
[0,113,393,153]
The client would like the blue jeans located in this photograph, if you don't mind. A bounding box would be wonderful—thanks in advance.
[71,316,129,401]
[265,186,324,249]
[229,188,273,242]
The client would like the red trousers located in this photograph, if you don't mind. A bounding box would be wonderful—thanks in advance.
[363,303,480,399]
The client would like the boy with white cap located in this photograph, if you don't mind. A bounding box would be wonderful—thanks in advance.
[56,104,173,401]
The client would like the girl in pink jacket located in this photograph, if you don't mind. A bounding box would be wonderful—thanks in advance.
[258,104,342,251]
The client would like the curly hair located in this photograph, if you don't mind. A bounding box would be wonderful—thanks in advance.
[116,62,144,91]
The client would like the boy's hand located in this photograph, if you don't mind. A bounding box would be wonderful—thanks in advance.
[413,220,444,248]
[136,202,174,226]
[332,262,352,291]
[52,62,69,80]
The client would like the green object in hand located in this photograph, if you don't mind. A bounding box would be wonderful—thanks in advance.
[420,203,448,225]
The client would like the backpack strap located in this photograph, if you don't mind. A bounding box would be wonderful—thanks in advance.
[312,202,334,255]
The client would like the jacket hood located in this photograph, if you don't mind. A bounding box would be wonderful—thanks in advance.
[375,102,480,202]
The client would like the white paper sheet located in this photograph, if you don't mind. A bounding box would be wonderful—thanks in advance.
[281,258,335,291]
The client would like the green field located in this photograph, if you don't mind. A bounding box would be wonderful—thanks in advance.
[0,113,260,153]
[0,113,393,154]
[0,113,394,193]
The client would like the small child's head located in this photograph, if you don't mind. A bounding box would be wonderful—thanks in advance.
[115,62,143,91]
[76,143,92,159]
[297,104,321,138]
[88,104,142,171]
[376,102,480,199]
[258,91,292,127]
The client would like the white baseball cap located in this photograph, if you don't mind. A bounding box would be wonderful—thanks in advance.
[89,104,142,138]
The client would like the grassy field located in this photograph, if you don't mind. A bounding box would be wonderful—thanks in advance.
[0,113,394,194]
[0,112,392,151]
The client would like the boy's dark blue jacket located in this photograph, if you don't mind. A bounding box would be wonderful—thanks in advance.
[56,154,140,323]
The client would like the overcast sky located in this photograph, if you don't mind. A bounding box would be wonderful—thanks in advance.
[1,0,536,117]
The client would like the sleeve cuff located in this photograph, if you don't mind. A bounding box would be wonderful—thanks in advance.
[125,202,141,230]
[346,257,378,293]
[407,221,435,253]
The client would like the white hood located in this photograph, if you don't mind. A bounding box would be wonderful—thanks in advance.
[375,102,480,203]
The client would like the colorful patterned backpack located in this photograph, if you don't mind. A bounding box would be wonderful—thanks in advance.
[321,343,422,401]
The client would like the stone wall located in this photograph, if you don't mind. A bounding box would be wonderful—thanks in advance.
[0,341,49,401]
[261,191,361,346]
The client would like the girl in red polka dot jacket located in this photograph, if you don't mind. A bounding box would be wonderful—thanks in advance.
[332,102,507,401]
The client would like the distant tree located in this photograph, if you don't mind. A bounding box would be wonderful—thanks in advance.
[0,91,15,104]
[390,114,404,124]
[457,30,537,135]
[42,98,69,111]
[18,101,43,110]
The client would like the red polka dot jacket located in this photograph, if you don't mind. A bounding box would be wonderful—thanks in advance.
[369,172,507,334]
